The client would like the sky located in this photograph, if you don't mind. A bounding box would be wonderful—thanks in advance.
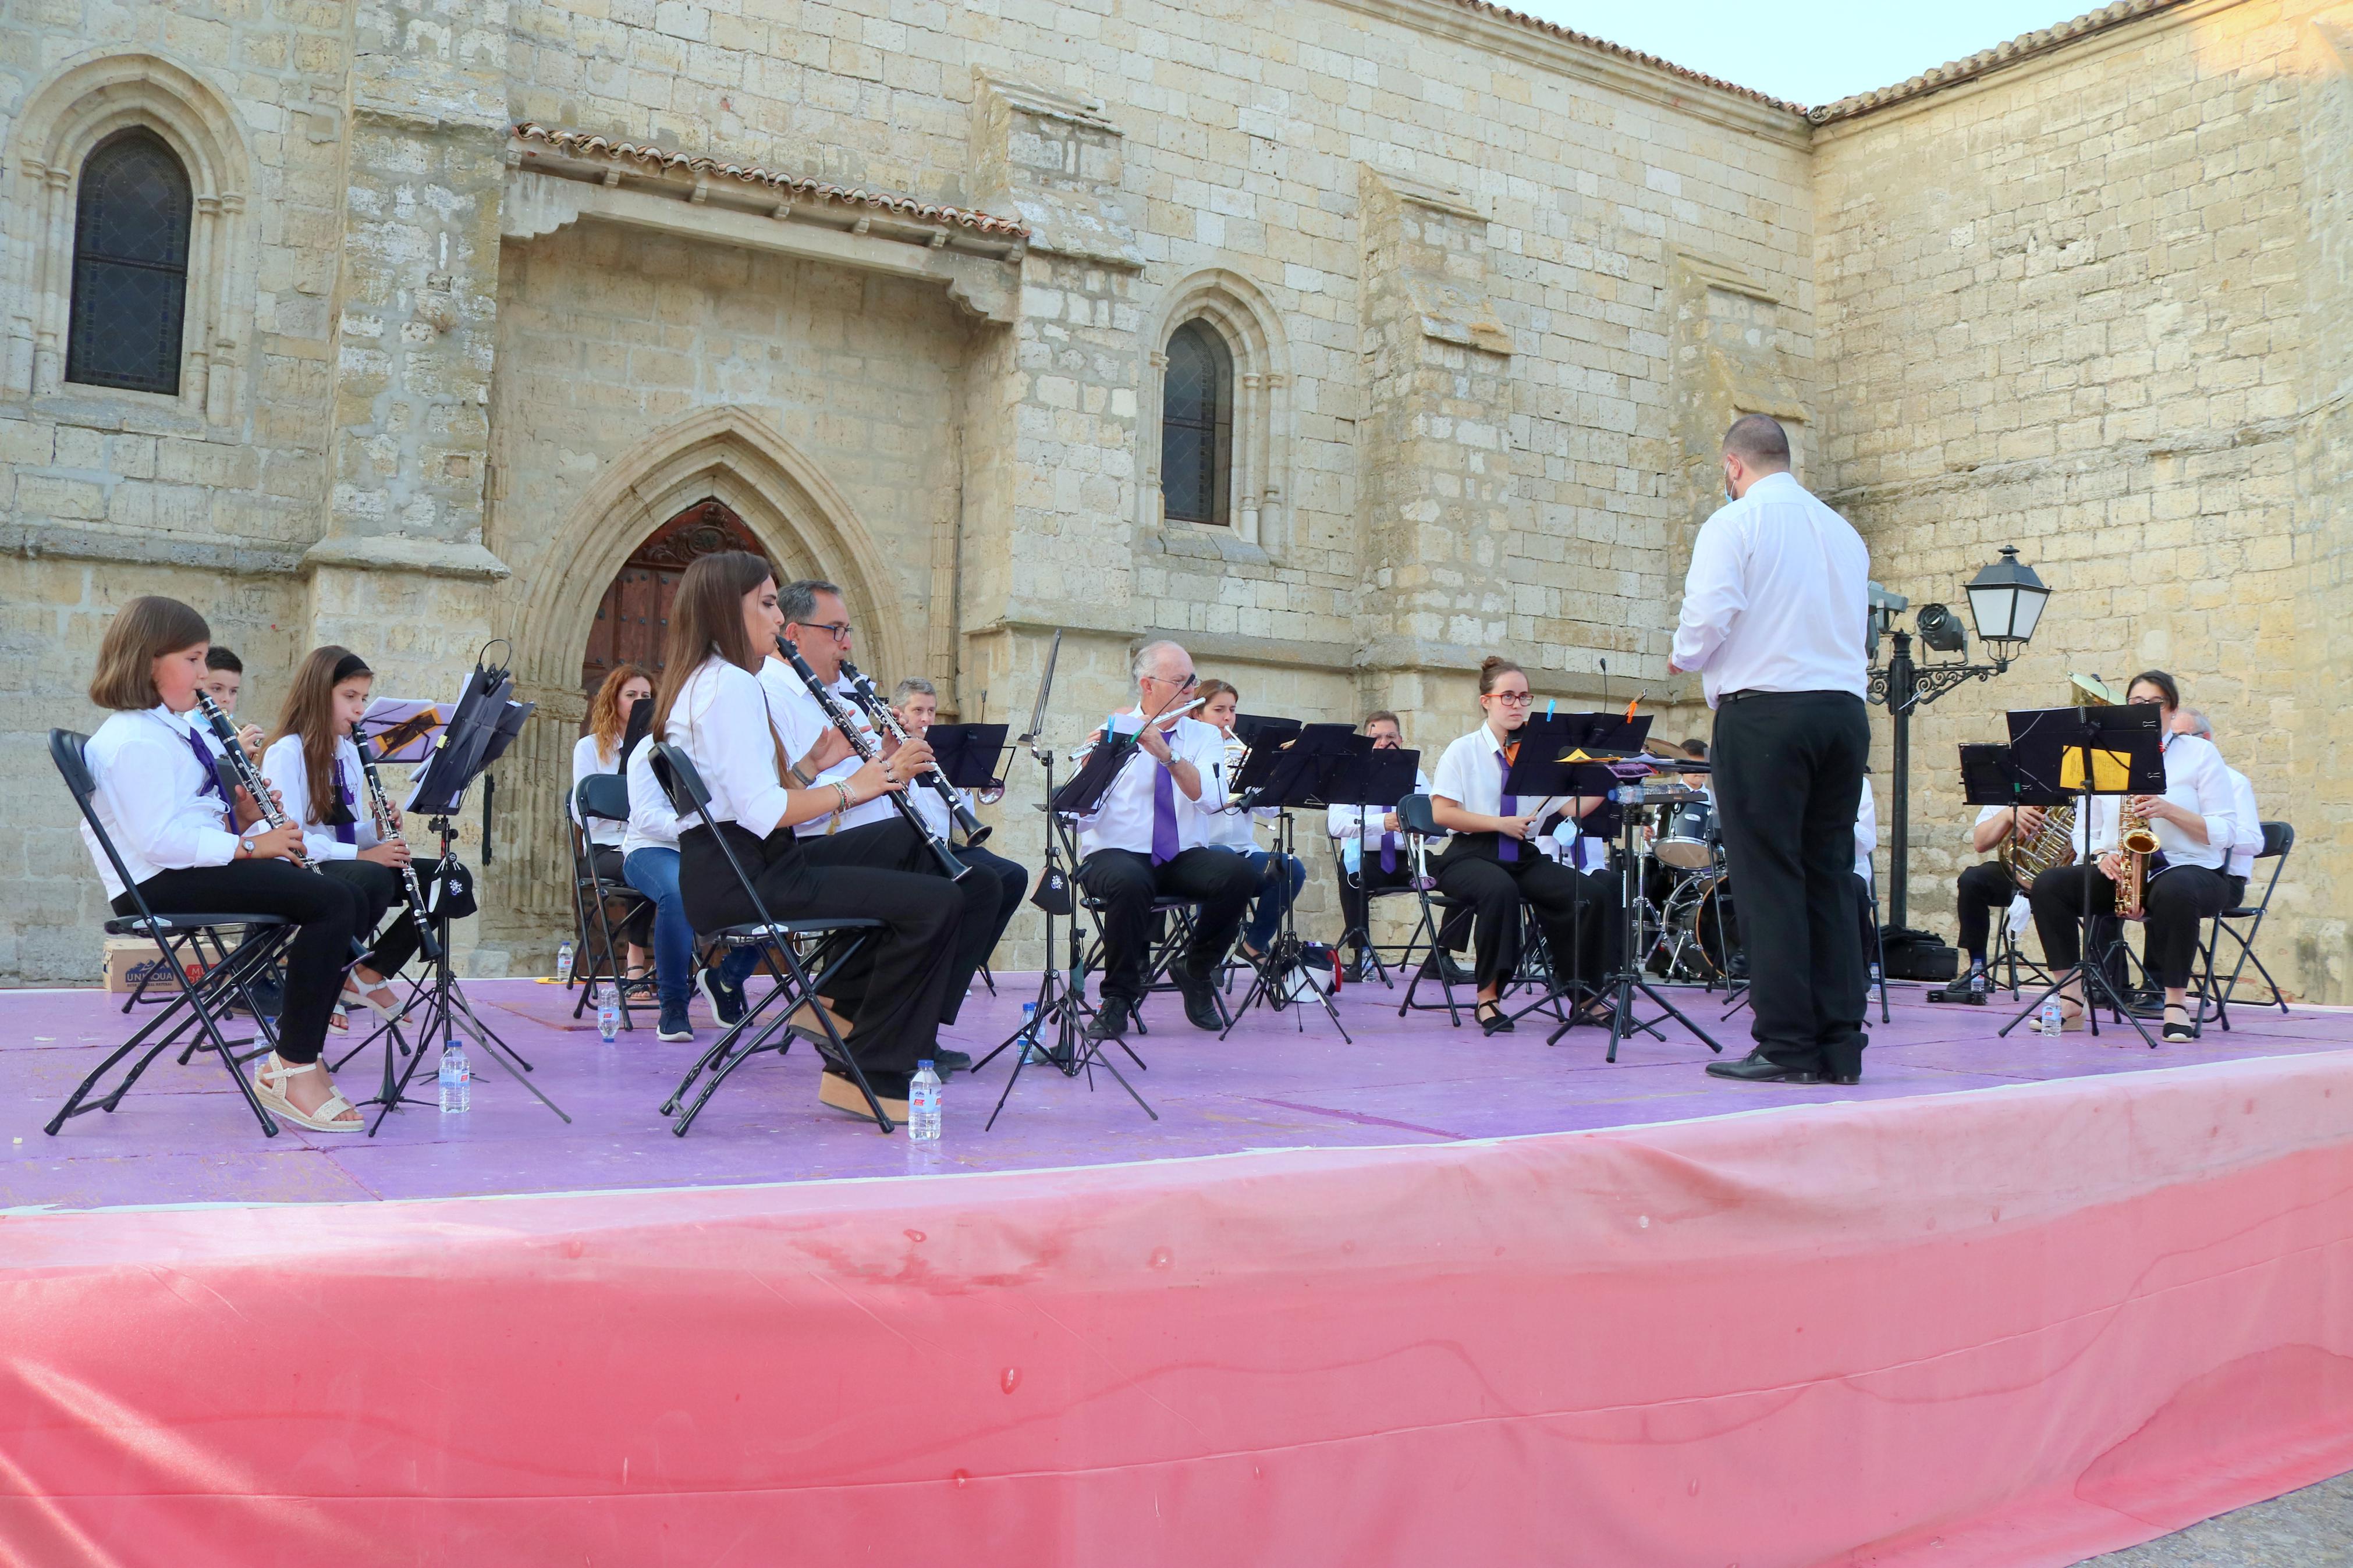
[1509,1,2100,107]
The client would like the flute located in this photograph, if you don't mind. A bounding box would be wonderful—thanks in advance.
[837,659,991,845]
[1068,696,1205,762]
[356,735,441,961]
[775,635,970,882]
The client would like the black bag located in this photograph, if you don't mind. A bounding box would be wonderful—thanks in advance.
[1029,864,1073,918]
[1879,925,1958,982]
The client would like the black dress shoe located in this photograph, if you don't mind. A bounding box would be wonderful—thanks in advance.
[1169,958,1224,1031]
[932,1048,973,1076]
[1084,999,1133,1041]
[1705,1050,1820,1084]
[1825,1072,1861,1086]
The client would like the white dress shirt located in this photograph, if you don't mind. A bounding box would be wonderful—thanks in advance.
[620,738,684,858]
[2224,765,2262,880]
[2060,732,2236,872]
[570,734,626,847]
[1198,739,1276,851]
[79,705,242,901]
[757,657,898,837]
[1670,471,1871,708]
[664,655,796,841]
[1854,777,1876,884]
[261,734,379,862]
[1431,725,1565,819]
[1074,711,1231,859]
[1327,768,1434,846]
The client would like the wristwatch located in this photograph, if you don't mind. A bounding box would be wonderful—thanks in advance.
[239,835,258,859]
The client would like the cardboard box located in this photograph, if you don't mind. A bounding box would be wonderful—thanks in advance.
[102,937,205,995]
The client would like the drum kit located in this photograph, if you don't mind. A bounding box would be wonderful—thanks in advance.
[1626,762,1741,985]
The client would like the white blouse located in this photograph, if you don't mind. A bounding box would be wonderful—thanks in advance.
[2063,731,2237,872]
[261,733,378,862]
[79,705,240,900]
[663,655,796,841]
[570,733,626,848]
[619,738,683,858]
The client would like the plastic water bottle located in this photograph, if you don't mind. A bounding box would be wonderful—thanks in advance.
[556,940,575,983]
[1020,1002,1038,1064]
[2039,997,2063,1037]
[909,1060,942,1142]
[438,1038,470,1114]
[595,985,620,1043]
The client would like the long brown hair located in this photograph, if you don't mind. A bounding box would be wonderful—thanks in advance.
[651,550,779,758]
[586,663,654,763]
[90,596,210,711]
[269,646,370,828]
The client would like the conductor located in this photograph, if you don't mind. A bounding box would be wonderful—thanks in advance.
[1670,415,1873,1085]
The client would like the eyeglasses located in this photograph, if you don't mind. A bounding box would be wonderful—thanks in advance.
[794,620,853,642]
[1142,671,1198,689]
[1489,691,1535,705]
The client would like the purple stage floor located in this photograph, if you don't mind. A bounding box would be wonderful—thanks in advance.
[3,972,2347,1211]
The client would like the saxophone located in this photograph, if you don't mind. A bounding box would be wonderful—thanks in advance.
[2114,798,2162,917]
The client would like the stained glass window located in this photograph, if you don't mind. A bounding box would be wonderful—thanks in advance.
[66,129,191,396]
[1161,320,1233,526]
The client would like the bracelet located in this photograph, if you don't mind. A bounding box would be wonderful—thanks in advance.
[833,781,853,814]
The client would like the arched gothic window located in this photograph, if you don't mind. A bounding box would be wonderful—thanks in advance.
[1160,319,1233,527]
[66,128,191,396]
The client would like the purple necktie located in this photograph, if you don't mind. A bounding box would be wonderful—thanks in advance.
[1496,749,1519,863]
[1149,753,1180,866]
[1379,828,1397,874]
[333,761,357,846]
[182,726,226,802]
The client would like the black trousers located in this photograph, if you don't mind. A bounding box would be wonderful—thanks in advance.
[1713,690,1870,1076]
[793,819,1009,1026]
[117,862,365,1066]
[1432,837,1616,993]
[1337,858,1417,954]
[2030,862,2235,990]
[321,858,441,977]
[588,845,656,948]
[1077,846,1254,1007]
[679,822,963,1078]
[1955,860,2020,963]
[939,842,1028,1024]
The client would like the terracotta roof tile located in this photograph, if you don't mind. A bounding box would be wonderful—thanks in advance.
[1809,0,2194,123]
[1431,0,1809,115]
[510,123,1031,240]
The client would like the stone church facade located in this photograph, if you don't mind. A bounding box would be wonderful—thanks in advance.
[2,0,2348,995]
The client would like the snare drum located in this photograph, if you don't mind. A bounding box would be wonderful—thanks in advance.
[1653,798,1718,870]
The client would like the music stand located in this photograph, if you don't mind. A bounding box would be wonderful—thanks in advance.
[1327,745,1422,980]
[1995,704,2165,1048]
[976,635,1158,1131]
[1502,716,1649,1030]
[1219,726,1364,1039]
[357,698,445,764]
[926,723,1009,799]
[356,662,570,1130]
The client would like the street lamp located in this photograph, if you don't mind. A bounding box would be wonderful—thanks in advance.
[1868,546,2051,929]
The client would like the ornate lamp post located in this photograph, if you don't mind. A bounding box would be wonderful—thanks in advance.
[1868,546,2052,928]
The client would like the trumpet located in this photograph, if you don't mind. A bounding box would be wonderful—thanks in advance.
[193,692,317,871]
[776,636,970,882]
[838,659,991,846]
[357,735,440,961]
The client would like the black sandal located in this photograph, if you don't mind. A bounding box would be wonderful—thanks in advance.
[1476,1000,1515,1035]
[2162,1003,2198,1043]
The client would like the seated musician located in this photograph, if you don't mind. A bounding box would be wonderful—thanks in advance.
[888,675,1031,988]
[261,645,445,1031]
[571,664,658,989]
[656,552,964,1122]
[2171,707,2263,904]
[1327,710,1434,982]
[1071,640,1255,1040]
[754,579,1004,1071]
[1954,803,2052,998]
[2027,670,2238,1043]
[1193,679,1305,967]
[198,645,265,760]
[79,598,367,1132]
[1428,657,1617,1035]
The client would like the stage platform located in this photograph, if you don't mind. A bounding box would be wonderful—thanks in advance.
[3,974,2351,1567]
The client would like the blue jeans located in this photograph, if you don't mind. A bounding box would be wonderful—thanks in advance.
[624,847,758,1007]
[1238,849,1305,954]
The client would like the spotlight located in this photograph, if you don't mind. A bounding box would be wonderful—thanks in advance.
[1915,602,1967,655]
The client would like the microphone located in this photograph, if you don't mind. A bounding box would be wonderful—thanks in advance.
[1600,657,1609,707]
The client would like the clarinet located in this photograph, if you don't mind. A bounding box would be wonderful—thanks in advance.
[837,659,992,846]
[356,735,441,962]
[774,635,970,881]
[192,691,318,872]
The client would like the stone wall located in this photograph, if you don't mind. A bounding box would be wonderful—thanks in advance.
[1813,0,2352,997]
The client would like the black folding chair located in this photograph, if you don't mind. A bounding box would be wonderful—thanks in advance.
[570,774,654,1029]
[645,744,893,1135]
[1327,827,1425,987]
[45,728,292,1137]
[1390,794,1468,1027]
[2196,821,2292,1031]
[1077,891,1225,1040]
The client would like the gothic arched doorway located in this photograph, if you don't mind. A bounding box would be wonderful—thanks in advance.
[578,497,766,702]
